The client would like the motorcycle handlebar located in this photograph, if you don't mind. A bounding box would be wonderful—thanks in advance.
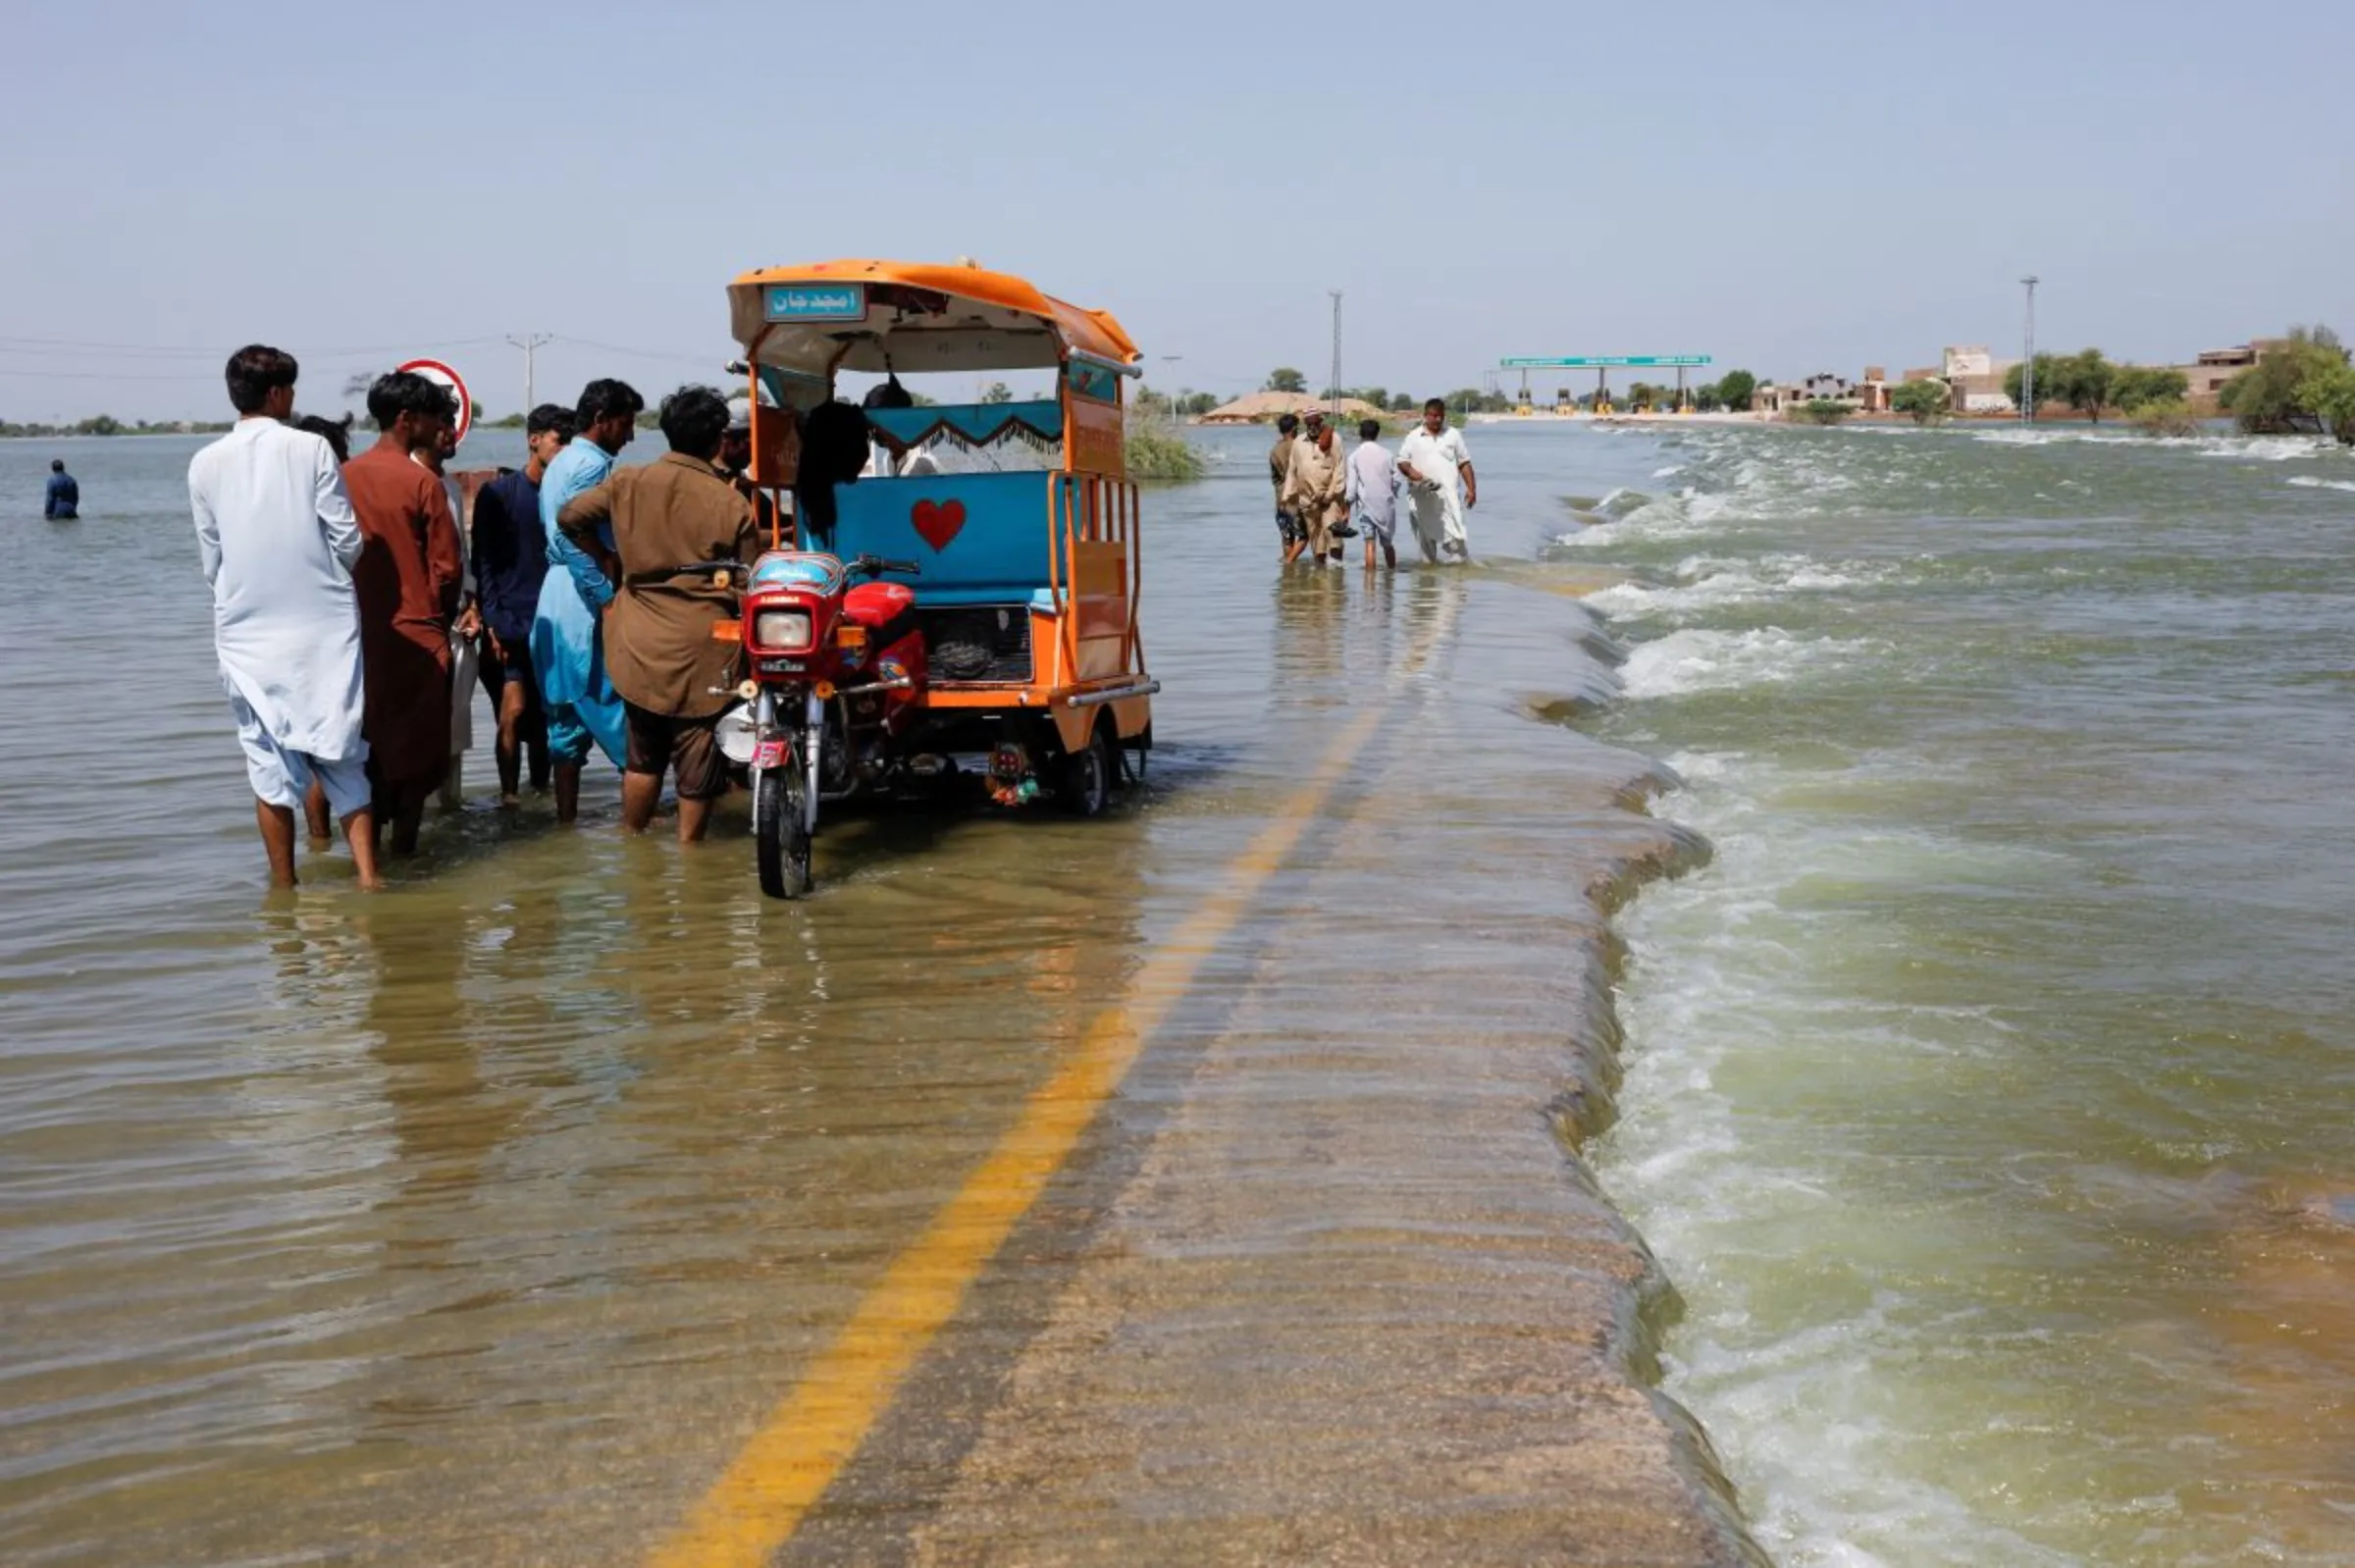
[850,554,922,578]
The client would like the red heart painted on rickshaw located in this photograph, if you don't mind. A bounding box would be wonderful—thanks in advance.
[912,497,966,551]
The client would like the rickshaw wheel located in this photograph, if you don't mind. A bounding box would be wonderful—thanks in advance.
[756,768,811,898]
[1058,724,1113,818]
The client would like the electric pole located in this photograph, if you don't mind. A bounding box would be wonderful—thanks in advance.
[2018,278,2038,424]
[1328,289,1342,419]
[506,333,553,418]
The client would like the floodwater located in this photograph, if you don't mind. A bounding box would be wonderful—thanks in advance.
[0,425,1728,1565]
[3,418,2353,1565]
[1562,421,2355,1565]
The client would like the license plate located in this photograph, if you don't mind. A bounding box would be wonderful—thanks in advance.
[752,739,792,770]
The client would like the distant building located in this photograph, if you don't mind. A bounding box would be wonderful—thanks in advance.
[2174,344,2260,401]
[1198,391,1388,425]
[1934,345,2019,414]
[2147,340,2306,410]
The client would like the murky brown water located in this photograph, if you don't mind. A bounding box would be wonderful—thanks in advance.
[1,430,1717,1564]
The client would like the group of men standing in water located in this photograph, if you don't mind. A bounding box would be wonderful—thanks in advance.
[1270,398,1477,569]
[188,344,760,888]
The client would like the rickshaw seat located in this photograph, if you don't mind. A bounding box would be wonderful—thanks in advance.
[823,472,1058,605]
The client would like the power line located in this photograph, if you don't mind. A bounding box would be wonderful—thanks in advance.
[0,333,512,360]
[549,334,727,367]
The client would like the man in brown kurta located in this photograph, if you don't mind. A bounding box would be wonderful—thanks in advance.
[1281,410,1346,566]
[343,372,463,856]
[556,385,756,842]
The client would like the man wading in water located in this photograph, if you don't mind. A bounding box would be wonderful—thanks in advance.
[532,378,642,823]
[1282,408,1348,566]
[187,344,383,889]
[1268,412,1303,560]
[343,373,464,858]
[1397,396,1477,563]
[557,386,757,844]
[471,403,575,804]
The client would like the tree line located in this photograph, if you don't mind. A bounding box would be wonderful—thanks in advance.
[1,415,236,439]
[1881,325,2353,442]
[1260,367,1765,415]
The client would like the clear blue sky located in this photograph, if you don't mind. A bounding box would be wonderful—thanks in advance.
[5,0,2349,420]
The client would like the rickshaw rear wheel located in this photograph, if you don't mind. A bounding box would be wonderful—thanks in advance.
[756,768,811,898]
[1058,723,1113,818]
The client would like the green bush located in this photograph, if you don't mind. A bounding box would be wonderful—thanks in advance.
[1889,380,1952,424]
[1124,408,1206,482]
[2297,363,2355,444]
[1796,399,1854,425]
[2221,325,2347,434]
[2131,401,2200,438]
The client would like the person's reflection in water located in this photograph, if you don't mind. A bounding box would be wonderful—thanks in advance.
[349,899,520,1236]
[1271,567,1350,693]
[613,836,758,1040]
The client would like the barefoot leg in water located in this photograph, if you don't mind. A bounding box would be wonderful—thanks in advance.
[255,800,299,888]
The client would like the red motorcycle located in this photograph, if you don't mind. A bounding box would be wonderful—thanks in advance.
[706,550,927,898]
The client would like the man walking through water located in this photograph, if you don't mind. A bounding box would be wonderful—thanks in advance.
[187,344,382,889]
[1268,412,1302,560]
[343,372,464,857]
[471,403,572,804]
[1282,408,1346,566]
[532,378,642,823]
[556,386,756,844]
[1345,417,1399,569]
[1397,397,1477,563]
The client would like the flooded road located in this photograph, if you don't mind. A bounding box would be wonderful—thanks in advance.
[0,429,1743,1563]
[15,417,2350,1565]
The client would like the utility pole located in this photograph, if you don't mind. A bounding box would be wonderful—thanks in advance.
[1328,289,1342,420]
[506,333,553,418]
[2018,277,2038,424]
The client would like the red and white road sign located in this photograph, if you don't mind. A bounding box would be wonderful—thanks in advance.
[397,357,472,444]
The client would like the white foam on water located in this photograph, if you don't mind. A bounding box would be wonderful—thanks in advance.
[1971,427,2333,462]
[2287,474,2355,493]
[1602,750,2086,1567]
[1586,554,1894,621]
[2203,435,2328,461]
[1618,627,1863,699]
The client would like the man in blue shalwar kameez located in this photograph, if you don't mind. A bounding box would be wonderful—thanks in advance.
[531,378,641,822]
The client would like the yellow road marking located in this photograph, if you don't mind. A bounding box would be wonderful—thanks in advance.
[648,591,1457,1568]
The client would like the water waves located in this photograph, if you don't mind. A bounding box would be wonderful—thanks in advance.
[1568,419,2355,1564]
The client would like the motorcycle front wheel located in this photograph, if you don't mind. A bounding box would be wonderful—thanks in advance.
[754,764,811,900]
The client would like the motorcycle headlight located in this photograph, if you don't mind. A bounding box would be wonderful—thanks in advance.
[714,703,758,765]
[754,608,811,651]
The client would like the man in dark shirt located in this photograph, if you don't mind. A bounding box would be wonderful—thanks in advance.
[44,460,78,520]
[1267,413,1300,559]
[471,402,575,803]
[717,395,787,547]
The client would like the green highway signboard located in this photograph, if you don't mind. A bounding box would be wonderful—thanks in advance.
[1500,355,1712,369]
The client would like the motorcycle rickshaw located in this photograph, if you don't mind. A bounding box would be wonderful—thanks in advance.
[711,259,1158,897]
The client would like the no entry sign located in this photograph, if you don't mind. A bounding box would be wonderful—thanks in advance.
[397,357,472,444]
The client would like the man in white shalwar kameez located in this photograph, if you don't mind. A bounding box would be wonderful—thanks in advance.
[1395,397,1479,563]
[188,345,384,889]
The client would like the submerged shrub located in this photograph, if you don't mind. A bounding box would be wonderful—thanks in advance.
[1124,408,1206,482]
[2131,401,2201,438]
